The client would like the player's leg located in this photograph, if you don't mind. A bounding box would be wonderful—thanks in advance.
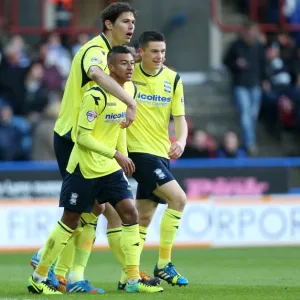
[28,205,81,295]
[103,202,161,290]
[152,179,188,286]
[98,170,163,293]
[129,153,188,286]
[103,203,127,288]
[113,201,163,293]
[67,201,105,293]
[30,132,74,289]
[135,197,158,253]
[52,132,76,290]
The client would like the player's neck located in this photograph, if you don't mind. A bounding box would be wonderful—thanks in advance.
[141,62,159,76]
[103,31,119,47]
[110,75,125,88]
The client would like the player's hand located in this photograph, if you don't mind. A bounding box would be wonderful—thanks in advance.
[114,151,135,176]
[121,101,136,128]
[168,140,185,160]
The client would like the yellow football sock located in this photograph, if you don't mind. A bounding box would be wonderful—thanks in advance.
[54,226,82,278]
[121,223,140,281]
[139,226,148,255]
[69,213,98,283]
[158,208,182,269]
[36,221,73,278]
[107,227,127,284]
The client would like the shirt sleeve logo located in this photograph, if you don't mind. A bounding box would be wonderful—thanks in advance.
[86,110,98,122]
[91,57,102,63]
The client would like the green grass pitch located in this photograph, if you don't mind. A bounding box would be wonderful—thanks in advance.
[0,247,299,299]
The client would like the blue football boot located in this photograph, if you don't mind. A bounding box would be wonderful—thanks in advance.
[154,262,188,286]
[30,251,59,288]
[66,280,105,293]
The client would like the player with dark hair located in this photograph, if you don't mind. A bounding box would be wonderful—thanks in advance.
[104,30,189,289]
[29,2,139,293]
[27,45,163,295]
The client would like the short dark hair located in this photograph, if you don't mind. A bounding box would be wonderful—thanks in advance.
[107,45,134,64]
[101,2,137,32]
[138,30,165,48]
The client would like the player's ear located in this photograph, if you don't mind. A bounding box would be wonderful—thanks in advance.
[108,63,115,73]
[137,48,143,57]
[105,20,113,31]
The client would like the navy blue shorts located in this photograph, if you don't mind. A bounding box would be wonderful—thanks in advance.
[53,132,74,178]
[59,169,133,213]
[128,153,174,204]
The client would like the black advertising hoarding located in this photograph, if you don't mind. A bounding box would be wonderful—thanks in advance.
[172,166,288,197]
[0,166,61,198]
[0,159,292,198]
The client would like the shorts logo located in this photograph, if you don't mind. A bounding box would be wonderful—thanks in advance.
[69,193,78,205]
[91,57,102,63]
[181,97,184,103]
[164,81,171,93]
[86,110,98,122]
[154,168,167,180]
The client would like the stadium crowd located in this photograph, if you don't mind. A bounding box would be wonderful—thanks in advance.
[223,19,300,156]
[0,28,249,161]
[3,15,300,160]
[0,31,90,161]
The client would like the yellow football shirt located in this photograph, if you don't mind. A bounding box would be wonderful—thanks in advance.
[54,33,112,142]
[67,83,137,179]
[127,64,185,158]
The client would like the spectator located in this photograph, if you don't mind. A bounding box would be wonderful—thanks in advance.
[181,130,216,158]
[0,43,27,115]
[72,33,89,56]
[276,31,296,70]
[23,61,50,122]
[223,21,265,155]
[31,99,60,161]
[37,42,63,91]
[0,103,23,161]
[9,34,31,68]
[46,32,71,79]
[217,131,247,158]
[262,44,293,125]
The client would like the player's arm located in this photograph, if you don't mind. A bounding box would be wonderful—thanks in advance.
[169,75,188,159]
[76,94,117,158]
[76,94,135,175]
[116,128,128,156]
[114,128,135,175]
[84,48,136,127]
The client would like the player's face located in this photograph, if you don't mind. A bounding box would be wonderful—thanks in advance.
[140,41,166,70]
[109,12,136,44]
[110,53,135,82]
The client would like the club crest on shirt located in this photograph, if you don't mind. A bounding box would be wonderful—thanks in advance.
[164,81,171,93]
[86,110,98,122]
[91,57,102,63]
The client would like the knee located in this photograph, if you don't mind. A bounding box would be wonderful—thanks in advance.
[61,210,81,230]
[121,206,138,225]
[139,212,153,228]
[92,203,105,217]
[168,191,187,212]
